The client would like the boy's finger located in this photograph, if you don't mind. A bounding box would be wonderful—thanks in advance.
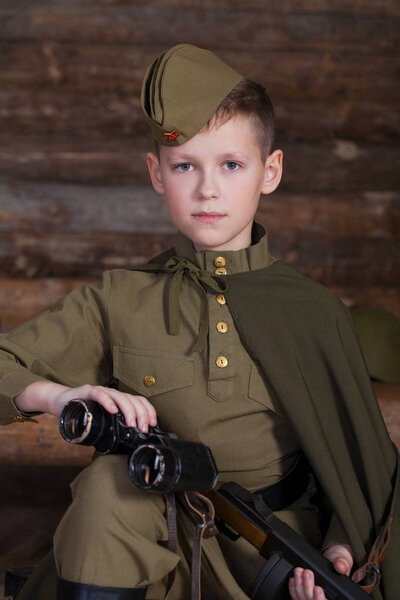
[302,570,316,600]
[288,577,298,600]
[293,568,307,600]
[109,391,154,431]
[88,386,120,413]
[334,557,351,576]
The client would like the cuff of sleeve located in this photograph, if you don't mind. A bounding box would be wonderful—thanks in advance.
[0,371,47,425]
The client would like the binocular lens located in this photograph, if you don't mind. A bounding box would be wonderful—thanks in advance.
[59,399,107,446]
[60,401,90,442]
[129,445,168,489]
[129,444,186,493]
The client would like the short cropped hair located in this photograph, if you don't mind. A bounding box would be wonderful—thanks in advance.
[208,79,275,161]
[154,79,275,161]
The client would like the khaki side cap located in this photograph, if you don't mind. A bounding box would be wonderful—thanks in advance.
[141,43,244,146]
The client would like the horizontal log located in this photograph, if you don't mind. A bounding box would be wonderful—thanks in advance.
[0,133,150,185]
[80,0,400,18]
[0,415,93,467]
[0,184,398,289]
[1,229,397,286]
[0,88,398,144]
[0,278,89,331]
[0,181,174,233]
[1,43,398,104]
[3,0,399,18]
[0,231,177,277]
[276,100,400,144]
[1,136,399,191]
[1,181,398,237]
[0,6,398,53]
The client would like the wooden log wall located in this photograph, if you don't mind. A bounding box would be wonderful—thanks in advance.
[0,0,399,331]
[0,3,399,586]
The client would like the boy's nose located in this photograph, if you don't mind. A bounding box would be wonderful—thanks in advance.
[197,172,219,200]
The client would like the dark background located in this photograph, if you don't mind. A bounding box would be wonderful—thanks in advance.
[0,0,399,595]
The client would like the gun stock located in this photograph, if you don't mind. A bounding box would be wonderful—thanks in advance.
[204,482,370,600]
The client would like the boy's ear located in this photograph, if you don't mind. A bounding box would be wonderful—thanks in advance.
[261,149,283,195]
[146,152,165,195]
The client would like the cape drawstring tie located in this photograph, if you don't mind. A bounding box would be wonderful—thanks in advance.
[135,256,228,352]
[164,256,228,352]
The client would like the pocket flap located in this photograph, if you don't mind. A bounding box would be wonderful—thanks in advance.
[113,346,194,397]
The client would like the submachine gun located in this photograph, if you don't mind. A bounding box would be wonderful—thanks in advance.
[60,399,370,600]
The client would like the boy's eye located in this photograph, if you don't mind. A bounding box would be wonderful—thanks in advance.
[175,163,193,172]
[224,161,240,171]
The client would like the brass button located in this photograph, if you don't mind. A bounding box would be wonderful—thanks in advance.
[215,267,227,276]
[216,355,228,368]
[216,321,228,333]
[13,415,25,422]
[143,375,156,388]
[214,256,226,267]
[216,294,226,305]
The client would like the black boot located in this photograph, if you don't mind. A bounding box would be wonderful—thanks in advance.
[57,579,147,599]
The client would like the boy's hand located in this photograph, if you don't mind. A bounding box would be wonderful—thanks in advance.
[15,381,157,433]
[288,544,353,600]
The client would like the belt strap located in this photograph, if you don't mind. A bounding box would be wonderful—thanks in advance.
[56,579,147,599]
[163,493,178,600]
[163,491,218,600]
[254,452,310,511]
[352,516,393,594]
[180,491,218,600]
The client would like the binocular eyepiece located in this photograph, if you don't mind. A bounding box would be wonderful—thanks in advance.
[59,399,218,493]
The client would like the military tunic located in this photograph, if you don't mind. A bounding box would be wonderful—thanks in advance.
[0,227,346,598]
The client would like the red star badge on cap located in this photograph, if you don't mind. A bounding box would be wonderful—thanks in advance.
[164,129,180,142]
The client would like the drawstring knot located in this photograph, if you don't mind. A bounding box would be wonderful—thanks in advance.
[163,256,228,352]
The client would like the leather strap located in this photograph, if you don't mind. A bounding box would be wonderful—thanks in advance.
[164,493,178,600]
[352,516,393,594]
[180,491,218,600]
[56,579,146,599]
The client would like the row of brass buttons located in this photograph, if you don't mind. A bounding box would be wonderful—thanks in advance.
[214,256,227,275]
[215,257,229,366]
[143,257,229,381]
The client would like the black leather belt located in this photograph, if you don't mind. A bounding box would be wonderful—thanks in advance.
[254,452,310,512]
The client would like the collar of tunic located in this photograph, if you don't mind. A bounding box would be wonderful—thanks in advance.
[175,221,275,274]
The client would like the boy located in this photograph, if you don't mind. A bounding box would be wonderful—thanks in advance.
[0,44,398,600]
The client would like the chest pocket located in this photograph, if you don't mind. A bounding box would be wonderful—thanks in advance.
[113,346,194,397]
[248,364,283,416]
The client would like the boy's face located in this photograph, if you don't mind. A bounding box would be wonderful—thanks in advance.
[147,115,282,252]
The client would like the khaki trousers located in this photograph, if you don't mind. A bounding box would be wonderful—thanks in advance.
[18,455,322,600]
[56,455,253,599]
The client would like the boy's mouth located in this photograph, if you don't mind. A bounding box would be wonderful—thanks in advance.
[192,212,225,223]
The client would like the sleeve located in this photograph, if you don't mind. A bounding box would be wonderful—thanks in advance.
[0,273,113,426]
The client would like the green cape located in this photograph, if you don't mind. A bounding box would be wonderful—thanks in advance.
[225,260,399,600]
[144,249,399,599]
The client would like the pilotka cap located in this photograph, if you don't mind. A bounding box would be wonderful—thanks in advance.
[141,44,244,146]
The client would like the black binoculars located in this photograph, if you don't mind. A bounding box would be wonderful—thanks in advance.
[59,399,218,493]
